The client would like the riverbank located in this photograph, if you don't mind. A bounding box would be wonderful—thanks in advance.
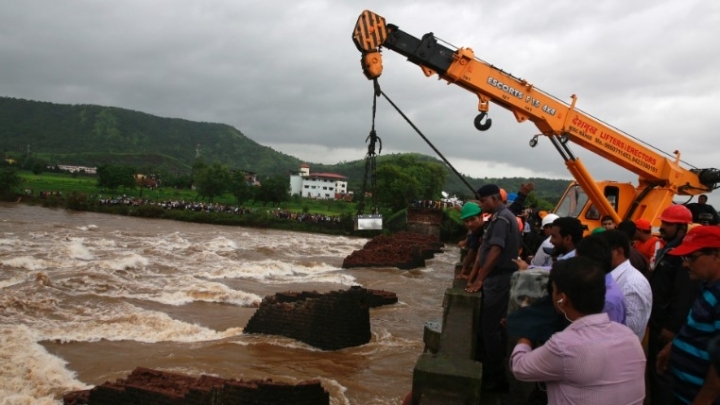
[10,193,467,242]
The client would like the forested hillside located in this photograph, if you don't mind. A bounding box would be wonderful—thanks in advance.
[0,96,571,203]
[0,97,302,175]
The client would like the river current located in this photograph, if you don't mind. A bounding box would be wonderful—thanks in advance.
[0,203,455,405]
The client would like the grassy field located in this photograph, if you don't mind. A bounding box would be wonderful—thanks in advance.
[17,170,357,216]
[20,172,101,195]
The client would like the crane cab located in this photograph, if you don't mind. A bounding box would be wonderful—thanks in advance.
[554,181,639,234]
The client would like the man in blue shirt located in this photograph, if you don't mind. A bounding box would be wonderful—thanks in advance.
[657,226,720,405]
[576,234,627,325]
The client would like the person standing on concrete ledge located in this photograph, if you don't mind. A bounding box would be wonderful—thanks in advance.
[466,183,521,393]
[510,257,646,405]
[456,202,484,280]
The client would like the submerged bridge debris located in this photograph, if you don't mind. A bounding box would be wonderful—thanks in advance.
[243,286,398,350]
[342,231,444,270]
[63,367,330,405]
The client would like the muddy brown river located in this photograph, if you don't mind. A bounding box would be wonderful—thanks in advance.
[0,203,456,405]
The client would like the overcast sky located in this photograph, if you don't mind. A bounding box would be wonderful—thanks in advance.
[2,0,719,201]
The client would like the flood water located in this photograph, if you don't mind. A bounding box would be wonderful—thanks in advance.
[0,203,457,405]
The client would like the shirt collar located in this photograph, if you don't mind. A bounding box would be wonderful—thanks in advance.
[558,249,576,260]
[704,278,720,290]
[610,259,633,277]
[566,312,610,331]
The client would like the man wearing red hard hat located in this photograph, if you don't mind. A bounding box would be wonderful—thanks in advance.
[647,204,702,405]
[657,226,720,405]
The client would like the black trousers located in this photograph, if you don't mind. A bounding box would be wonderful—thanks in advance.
[647,325,675,405]
[480,272,512,381]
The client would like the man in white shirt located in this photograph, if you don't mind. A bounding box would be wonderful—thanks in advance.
[530,213,559,267]
[601,230,653,340]
[514,216,581,270]
[549,216,583,261]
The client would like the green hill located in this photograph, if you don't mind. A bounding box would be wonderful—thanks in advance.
[0,96,571,203]
[0,96,302,175]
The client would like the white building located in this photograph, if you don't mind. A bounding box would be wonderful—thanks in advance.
[289,164,348,199]
[57,165,97,174]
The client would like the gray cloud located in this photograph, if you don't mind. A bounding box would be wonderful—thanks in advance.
[2,0,719,196]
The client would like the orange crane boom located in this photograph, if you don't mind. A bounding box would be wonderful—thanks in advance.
[352,10,720,229]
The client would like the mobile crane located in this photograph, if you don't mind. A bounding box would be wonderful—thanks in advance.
[352,10,720,231]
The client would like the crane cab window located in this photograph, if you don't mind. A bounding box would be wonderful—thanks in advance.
[555,185,589,218]
[605,186,619,211]
[584,186,620,220]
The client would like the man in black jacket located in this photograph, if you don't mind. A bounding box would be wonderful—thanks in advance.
[686,194,720,225]
[647,205,701,405]
[467,184,521,393]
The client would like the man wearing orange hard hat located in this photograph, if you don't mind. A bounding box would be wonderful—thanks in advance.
[634,218,664,267]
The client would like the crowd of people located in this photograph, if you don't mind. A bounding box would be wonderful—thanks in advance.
[99,196,247,213]
[95,196,344,223]
[456,184,720,405]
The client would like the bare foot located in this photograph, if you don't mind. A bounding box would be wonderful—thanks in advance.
[455,273,469,280]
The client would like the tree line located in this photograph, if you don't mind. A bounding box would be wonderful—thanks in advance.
[1,155,469,212]
[94,155,451,210]
[94,161,291,206]
[1,150,565,212]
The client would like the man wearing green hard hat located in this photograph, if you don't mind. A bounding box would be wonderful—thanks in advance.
[457,202,484,280]
[461,202,482,221]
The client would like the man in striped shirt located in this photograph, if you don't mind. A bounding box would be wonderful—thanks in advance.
[657,226,720,405]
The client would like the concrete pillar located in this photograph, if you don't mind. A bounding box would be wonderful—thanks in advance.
[438,288,482,360]
[412,354,483,405]
[411,283,485,404]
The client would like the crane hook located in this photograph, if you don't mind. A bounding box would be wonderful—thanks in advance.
[474,112,492,131]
